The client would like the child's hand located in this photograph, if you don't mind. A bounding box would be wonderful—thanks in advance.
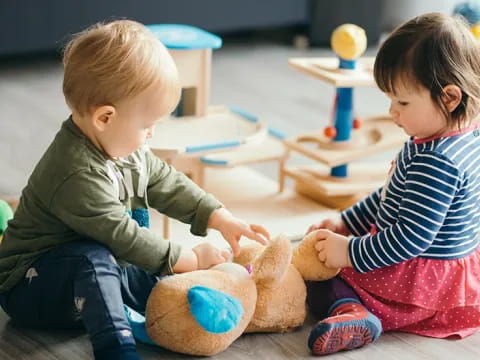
[192,243,231,270]
[307,215,350,236]
[208,208,270,257]
[314,229,352,269]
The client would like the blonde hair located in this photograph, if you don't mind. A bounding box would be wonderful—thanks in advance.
[63,19,180,116]
[374,13,480,127]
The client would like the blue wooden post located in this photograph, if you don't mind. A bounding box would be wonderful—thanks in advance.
[331,58,355,178]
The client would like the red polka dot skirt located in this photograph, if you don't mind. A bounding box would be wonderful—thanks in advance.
[340,248,480,338]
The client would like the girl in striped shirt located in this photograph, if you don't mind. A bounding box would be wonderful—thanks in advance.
[306,12,480,355]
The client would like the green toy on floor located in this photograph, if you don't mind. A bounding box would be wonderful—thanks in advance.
[0,200,14,243]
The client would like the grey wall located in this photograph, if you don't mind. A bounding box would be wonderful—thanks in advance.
[382,0,460,30]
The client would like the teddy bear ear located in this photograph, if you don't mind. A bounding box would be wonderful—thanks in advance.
[251,234,292,288]
[233,242,265,267]
[292,231,340,280]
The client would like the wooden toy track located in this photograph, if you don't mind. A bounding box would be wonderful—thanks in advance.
[149,105,268,158]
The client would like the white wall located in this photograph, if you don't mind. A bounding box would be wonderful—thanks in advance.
[382,0,460,30]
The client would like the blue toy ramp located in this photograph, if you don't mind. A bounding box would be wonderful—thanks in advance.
[147,24,222,50]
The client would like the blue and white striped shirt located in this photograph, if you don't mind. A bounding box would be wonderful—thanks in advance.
[342,128,480,273]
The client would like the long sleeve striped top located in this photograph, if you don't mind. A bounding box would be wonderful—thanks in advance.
[342,127,480,273]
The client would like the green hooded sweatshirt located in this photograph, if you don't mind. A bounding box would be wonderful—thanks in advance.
[0,117,222,294]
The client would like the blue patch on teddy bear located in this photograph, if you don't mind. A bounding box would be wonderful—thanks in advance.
[187,285,244,334]
[124,285,244,345]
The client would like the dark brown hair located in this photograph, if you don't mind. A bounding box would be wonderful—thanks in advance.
[374,12,480,127]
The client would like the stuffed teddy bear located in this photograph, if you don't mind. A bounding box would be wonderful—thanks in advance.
[125,231,338,356]
[232,232,338,334]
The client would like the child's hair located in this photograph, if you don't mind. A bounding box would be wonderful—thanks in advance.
[374,12,480,127]
[62,19,180,116]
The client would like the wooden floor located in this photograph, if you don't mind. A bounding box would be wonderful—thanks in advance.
[3,311,480,360]
[1,31,479,359]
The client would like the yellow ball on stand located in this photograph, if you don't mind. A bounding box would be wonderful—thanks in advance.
[472,24,480,39]
[330,24,367,60]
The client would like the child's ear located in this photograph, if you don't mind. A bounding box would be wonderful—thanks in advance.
[441,84,462,113]
[92,105,116,131]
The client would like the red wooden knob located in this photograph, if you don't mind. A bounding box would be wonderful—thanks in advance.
[324,126,337,138]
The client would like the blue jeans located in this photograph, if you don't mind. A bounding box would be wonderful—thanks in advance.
[0,240,161,352]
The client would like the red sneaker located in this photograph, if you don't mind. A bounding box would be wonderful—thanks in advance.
[308,298,382,355]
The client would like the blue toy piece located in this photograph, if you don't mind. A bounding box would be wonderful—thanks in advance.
[331,58,356,178]
[126,208,150,228]
[454,1,480,25]
[327,24,367,178]
[146,24,222,50]
[186,140,242,153]
[199,125,286,166]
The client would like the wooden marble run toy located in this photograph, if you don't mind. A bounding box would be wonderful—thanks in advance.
[282,24,407,209]
[146,24,288,237]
